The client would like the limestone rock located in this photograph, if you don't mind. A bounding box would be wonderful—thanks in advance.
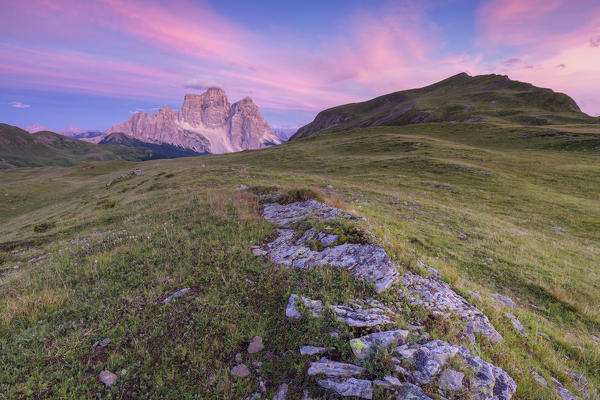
[273,383,289,400]
[317,377,373,399]
[163,287,190,304]
[373,375,402,389]
[299,346,333,356]
[350,330,409,359]
[552,378,578,400]
[99,370,118,388]
[438,368,464,393]
[330,300,395,328]
[248,336,264,354]
[531,370,548,388]
[490,293,517,309]
[285,294,323,319]
[396,383,433,399]
[231,364,250,378]
[307,358,364,377]
[393,340,516,399]
[504,312,528,337]
[394,340,459,385]
[92,338,111,351]
[400,272,503,343]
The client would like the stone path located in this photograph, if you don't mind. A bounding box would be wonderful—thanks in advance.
[260,199,518,399]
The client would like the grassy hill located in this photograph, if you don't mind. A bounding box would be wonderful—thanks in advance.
[0,121,599,399]
[0,124,159,168]
[291,73,599,140]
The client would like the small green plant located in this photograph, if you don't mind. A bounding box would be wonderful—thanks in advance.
[315,218,372,246]
[0,251,7,265]
[33,221,55,233]
[278,188,323,205]
[97,199,117,209]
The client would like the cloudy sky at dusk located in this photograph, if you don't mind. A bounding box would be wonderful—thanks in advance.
[1,0,599,132]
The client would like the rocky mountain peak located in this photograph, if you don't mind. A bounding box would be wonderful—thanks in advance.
[180,89,230,128]
[105,88,281,154]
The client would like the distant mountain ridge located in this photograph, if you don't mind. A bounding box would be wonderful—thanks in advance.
[291,73,598,140]
[103,88,281,154]
[0,124,159,168]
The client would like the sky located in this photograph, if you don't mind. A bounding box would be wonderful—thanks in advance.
[1,0,599,132]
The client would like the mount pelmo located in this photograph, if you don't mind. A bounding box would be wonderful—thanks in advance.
[104,88,280,155]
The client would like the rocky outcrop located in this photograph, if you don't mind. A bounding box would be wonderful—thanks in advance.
[256,197,520,399]
[105,88,280,154]
[263,200,399,293]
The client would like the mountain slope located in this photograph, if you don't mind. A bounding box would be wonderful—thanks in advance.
[99,132,204,158]
[0,124,159,168]
[291,73,598,140]
[104,88,281,154]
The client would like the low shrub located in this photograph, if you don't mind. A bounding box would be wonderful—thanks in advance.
[278,188,323,205]
[33,221,55,233]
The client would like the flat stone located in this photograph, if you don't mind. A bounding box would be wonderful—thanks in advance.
[299,346,333,356]
[531,370,548,388]
[231,364,250,378]
[163,287,190,304]
[396,383,433,400]
[252,247,267,256]
[330,300,395,328]
[285,294,323,319]
[438,368,464,392]
[400,272,503,344]
[308,358,364,377]
[317,377,373,399]
[373,375,402,389]
[273,383,289,400]
[350,330,409,359]
[489,293,517,309]
[248,336,264,354]
[99,370,118,388]
[263,201,399,293]
[568,369,588,386]
[92,338,111,351]
[504,312,528,337]
[467,290,482,301]
[235,185,248,191]
[263,200,352,227]
[552,378,578,400]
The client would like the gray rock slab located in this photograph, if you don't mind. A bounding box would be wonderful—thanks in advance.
[400,272,502,343]
[330,300,395,328]
[299,346,333,356]
[163,287,190,304]
[317,377,373,399]
[285,294,323,319]
[307,358,364,377]
[350,330,409,359]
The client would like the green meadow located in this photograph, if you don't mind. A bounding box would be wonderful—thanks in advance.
[1,122,598,399]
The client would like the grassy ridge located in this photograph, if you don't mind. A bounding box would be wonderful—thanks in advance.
[0,122,598,398]
[0,124,158,168]
[292,73,599,139]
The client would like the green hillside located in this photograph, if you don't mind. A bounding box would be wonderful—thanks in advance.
[291,73,599,140]
[1,121,598,399]
[0,124,158,168]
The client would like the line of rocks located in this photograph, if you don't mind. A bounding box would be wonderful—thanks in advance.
[260,199,518,399]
